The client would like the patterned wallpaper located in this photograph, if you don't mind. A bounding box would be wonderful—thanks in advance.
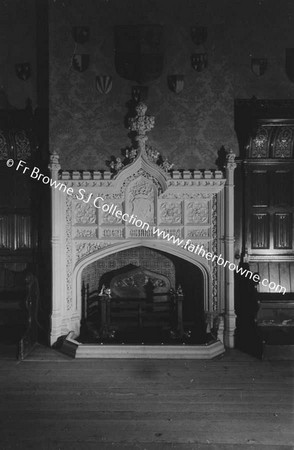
[49,0,294,170]
[0,0,37,108]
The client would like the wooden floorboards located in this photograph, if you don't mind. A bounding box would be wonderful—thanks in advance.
[0,347,293,449]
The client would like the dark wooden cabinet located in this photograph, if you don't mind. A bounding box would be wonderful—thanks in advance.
[235,100,294,265]
[0,106,43,351]
[0,109,38,260]
[244,164,294,257]
[234,99,294,355]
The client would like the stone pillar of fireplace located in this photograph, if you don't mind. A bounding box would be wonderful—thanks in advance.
[48,152,67,344]
[224,150,237,348]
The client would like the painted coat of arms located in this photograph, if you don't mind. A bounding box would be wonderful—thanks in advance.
[114,25,164,84]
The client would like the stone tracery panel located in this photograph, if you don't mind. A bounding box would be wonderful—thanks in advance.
[74,202,97,224]
[186,201,209,224]
[158,201,182,224]
[100,201,124,225]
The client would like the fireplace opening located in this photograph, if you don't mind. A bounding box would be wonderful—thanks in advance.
[79,247,209,344]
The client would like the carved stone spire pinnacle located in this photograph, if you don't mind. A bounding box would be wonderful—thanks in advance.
[128,102,155,153]
[226,149,236,171]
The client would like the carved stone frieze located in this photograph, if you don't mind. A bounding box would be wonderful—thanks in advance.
[127,228,154,238]
[75,241,112,261]
[159,201,182,224]
[160,228,183,238]
[101,193,123,200]
[167,180,225,187]
[75,228,97,239]
[186,228,209,239]
[74,180,112,187]
[161,192,213,199]
[102,228,124,238]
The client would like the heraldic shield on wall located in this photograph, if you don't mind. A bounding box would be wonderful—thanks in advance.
[114,25,164,84]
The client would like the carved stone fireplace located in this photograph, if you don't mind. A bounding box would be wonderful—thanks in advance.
[49,103,236,355]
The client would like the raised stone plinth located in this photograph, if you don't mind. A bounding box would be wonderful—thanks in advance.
[74,341,225,359]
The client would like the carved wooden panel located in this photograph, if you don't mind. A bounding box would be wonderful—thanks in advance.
[274,213,292,249]
[0,129,32,161]
[0,214,14,250]
[272,127,294,158]
[250,126,271,158]
[13,130,31,160]
[15,215,32,249]
[251,171,269,207]
[246,166,294,256]
[0,214,32,250]
[251,213,269,249]
[271,171,292,207]
[249,261,294,293]
[246,124,294,159]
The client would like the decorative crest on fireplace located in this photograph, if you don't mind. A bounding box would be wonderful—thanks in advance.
[128,102,155,144]
[109,102,174,176]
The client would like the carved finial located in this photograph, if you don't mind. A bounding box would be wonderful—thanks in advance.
[226,149,236,170]
[48,150,61,173]
[128,102,155,152]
